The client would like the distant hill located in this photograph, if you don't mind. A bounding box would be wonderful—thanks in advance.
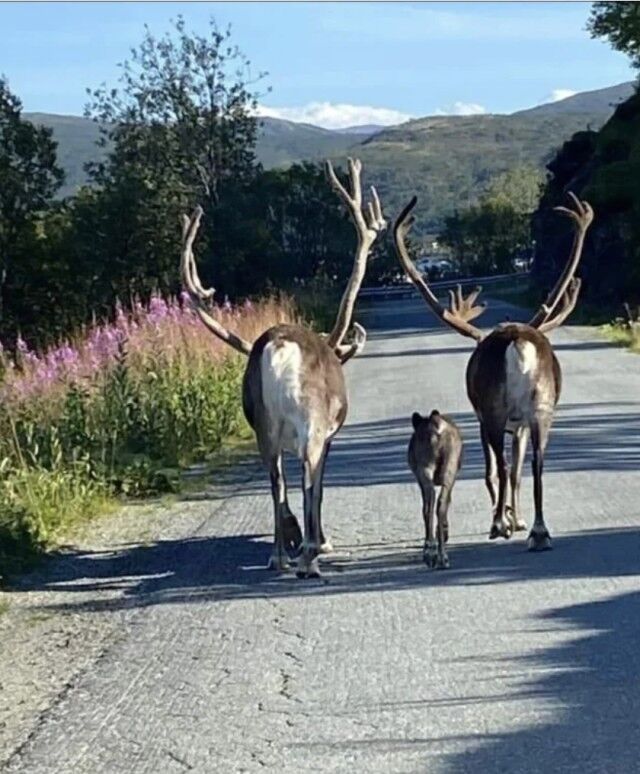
[350,111,614,233]
[25,81,635,226]
[24,113,364,197]
[255,117,357,167]
[25,113,105,199]
[514,81,635,117]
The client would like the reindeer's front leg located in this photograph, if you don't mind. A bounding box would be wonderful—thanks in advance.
[420,476,437,567]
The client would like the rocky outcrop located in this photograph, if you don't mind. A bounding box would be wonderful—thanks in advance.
[532,88,640,308]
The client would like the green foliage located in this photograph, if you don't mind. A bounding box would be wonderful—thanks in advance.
[439,165,540,276]
[588,2,640,68]
[483,165,545,213]
[0,78,64,327]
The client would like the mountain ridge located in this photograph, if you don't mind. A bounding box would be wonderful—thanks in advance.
[25,81,635,226]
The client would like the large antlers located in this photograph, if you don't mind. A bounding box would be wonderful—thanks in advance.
[180,207,252,356]
[394,196,485,341]
[528,192,593,332]
[325,158,386,349]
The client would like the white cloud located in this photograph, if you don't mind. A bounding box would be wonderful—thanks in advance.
[545,88,578,103]
[256,101,413,130]
[434,101,487,116]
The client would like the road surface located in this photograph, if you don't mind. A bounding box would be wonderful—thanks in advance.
[4,297,640,773]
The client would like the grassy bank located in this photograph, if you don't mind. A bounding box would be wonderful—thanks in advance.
[601,317,640,352]
[0,293,296,579]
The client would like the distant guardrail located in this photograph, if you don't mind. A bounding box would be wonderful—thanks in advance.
[359,272,530,301]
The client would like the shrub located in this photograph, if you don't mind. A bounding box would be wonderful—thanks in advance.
[0,292,296,577]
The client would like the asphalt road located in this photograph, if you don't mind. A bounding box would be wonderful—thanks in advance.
[5,297,640,773]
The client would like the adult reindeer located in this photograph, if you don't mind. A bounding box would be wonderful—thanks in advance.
[394,193,593,550]
[181,158,386,578]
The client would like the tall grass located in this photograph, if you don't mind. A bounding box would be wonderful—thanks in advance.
[0,293,295,576]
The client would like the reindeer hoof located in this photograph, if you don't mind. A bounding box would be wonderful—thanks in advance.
[295,555,321,579]
[506,507,527,532]
[423,543,438,568]
[489,519,512,540]
[267,554,290,572]
[527,528,552,551]
[435,552,450,570]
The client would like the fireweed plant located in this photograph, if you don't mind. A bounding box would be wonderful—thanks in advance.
[0,293,295,575]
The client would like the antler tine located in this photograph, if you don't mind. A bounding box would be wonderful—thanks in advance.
[529,191,593,329]
[368,186,385,230]
[538,277,582,334]
[325,158,386,349]
[347,157,363,207]
[393,197,484,341]
[325,159,351,205]
[180,207,213,302]
[179,206,251,356]
[448,285,486,323]
[335,322,367,365]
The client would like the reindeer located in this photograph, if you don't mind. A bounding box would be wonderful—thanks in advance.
[408,410,462,569]
[180,158,386,578]
[394,193,593,550]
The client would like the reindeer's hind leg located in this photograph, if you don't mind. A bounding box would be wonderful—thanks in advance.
[480,425,499,509]
[485,425,512,540]
[315,440,333,554]
[527,414,553,551]
[279,464,302,553]
[296,437,327,579]
[267,454,291,571]
[508,426,529,532]
[434,482,453,569]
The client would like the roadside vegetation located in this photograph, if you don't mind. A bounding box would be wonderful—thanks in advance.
[0,293,295,577]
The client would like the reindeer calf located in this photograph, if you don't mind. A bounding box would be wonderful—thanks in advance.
[408,411,462,569]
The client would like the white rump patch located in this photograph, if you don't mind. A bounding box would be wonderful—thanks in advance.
[505,341,538,427]
[261,341,308,456]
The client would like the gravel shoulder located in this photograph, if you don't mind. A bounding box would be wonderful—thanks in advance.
[0,454,262,765]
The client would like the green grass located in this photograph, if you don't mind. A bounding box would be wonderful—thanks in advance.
[601,319,640,352]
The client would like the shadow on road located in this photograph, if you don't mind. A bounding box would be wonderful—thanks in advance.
[440,587,640,772]
[324,400,640,488]
[18,525,640,609]
[218,400,640,495]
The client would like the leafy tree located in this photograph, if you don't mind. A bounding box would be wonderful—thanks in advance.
[439,166,540,276]
[588,2,640,68]
[82,16,266,305]
[0,78,64,324]
[483,165,545,213]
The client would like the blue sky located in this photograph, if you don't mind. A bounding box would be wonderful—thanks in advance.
[0,2,634,127]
